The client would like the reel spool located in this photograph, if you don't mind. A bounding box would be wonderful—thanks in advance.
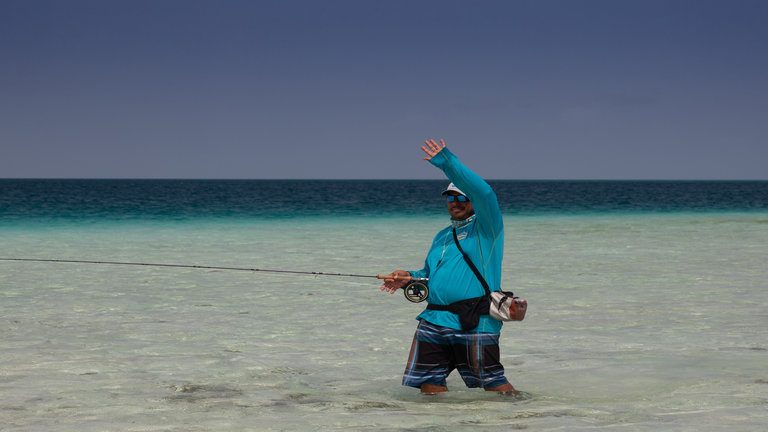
[403,281,429,303]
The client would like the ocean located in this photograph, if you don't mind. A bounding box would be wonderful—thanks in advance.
[1,180,767,431]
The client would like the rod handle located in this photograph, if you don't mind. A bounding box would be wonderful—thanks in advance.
[376,273,413,281]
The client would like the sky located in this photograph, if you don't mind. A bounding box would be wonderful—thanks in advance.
[1,0,767,179]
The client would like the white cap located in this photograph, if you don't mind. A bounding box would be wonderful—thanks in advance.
[441,183,467,196]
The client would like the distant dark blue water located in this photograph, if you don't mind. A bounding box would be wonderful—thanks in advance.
[1,179,766,224]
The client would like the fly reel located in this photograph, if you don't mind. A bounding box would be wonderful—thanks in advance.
[403,280,429,303]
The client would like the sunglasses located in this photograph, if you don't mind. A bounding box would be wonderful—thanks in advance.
[445,195,470,203]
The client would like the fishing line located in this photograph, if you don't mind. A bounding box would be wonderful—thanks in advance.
[0,257,430,302]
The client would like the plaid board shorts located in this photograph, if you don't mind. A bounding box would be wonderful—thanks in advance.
[402,319,510,389]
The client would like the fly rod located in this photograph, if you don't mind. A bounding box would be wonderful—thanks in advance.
[0,257,429,302]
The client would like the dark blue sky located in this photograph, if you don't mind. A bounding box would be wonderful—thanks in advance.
[2,0,767,179]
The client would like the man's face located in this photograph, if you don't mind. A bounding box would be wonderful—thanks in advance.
[446,192,474,220]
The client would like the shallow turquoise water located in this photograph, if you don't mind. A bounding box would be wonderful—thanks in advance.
[1,212,767,431]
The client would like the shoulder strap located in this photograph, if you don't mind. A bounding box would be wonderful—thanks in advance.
[452,227,491,297]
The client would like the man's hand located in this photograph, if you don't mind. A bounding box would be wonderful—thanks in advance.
[378,270,412,294]
[421,139,446,161]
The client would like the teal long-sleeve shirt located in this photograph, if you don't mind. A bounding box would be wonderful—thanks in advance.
[409,148,504,333]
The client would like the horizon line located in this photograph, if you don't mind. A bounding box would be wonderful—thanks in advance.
[2,177,767,182]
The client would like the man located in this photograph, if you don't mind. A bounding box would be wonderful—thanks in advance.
[381,139,517,396]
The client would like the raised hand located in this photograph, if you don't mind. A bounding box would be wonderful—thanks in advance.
[421,139,446,161]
